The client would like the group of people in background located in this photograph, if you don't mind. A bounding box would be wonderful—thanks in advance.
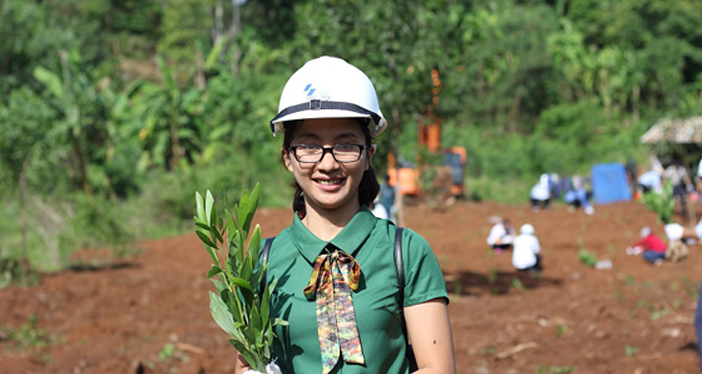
[529,173,594,215]
[487,218,542,273]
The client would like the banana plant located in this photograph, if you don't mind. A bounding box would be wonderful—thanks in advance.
[33,50,97,194]
[194,184,287,372]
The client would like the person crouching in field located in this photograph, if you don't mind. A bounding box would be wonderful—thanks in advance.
[486,217,515,254]
[626,227,667,266]
[529,174,551,211]
[512,224,542,272]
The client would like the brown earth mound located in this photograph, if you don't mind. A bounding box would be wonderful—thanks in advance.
[1,201,701,374]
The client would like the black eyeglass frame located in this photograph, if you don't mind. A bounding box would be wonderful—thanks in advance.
[288,144,370,164]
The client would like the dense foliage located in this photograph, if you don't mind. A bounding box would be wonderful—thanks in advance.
[1,0,701,277]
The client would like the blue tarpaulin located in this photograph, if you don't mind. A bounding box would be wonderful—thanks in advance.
[591,163,632,204]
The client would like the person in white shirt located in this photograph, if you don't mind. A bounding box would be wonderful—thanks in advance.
[529,174,551,211]
[486,218,515,254]
[512,224,542,272]
[663,160,692,217]
[369,194,389,220]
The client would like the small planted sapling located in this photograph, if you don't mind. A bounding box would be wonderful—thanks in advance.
[194,184,287,373]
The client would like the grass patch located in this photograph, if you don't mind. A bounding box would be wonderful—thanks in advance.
[1,314,56,357]
[538,365,575,373]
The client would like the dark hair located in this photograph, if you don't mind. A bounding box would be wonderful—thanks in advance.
[282,119,380,218]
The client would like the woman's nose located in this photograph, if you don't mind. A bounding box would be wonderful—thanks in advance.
[316,150,340,170]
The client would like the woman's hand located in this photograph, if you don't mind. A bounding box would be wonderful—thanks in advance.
[235,353,253,374]
[404,298,456,374]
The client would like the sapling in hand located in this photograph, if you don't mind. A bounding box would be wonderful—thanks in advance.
[194,184,286,373]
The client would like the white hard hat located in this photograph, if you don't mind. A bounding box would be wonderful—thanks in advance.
[664,223,683,241]
[639,226,652,238]
[520,224,535,235]
[269,56,387,137]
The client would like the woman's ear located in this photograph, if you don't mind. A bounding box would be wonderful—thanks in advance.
[282,148,294,172]
[365,144,377,171]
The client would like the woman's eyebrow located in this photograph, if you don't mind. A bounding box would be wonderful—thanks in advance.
[334,132,363,141]
[295,132,321,140]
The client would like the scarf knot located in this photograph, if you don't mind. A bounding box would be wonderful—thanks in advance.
[303,246,364,374]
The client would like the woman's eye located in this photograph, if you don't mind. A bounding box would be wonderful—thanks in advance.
[335,144,356,151]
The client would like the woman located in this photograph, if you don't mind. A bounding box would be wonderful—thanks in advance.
[236,56,455,373]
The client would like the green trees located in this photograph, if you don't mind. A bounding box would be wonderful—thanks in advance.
[1,0,701,277]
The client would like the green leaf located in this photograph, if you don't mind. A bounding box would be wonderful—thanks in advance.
[273,318,289,326]
[195,192,206,223]
[195,222,211,231]
[221,288,244,324]
[251,304,262,332]
[209,292,237,336]
[196,230,218,250]
[33,66,64,101]
[207,265,221,278]
[229,339,265,372]
[242,184,261,234]
[247,225,262,266]
[229,277,253,292]
[205,39,226,70]
[194,222,224,245]
[205,190,215,227]
[260,283,270,328]
[210,279,226,294]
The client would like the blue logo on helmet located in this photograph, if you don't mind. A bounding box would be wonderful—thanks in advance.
[303,84,316,97]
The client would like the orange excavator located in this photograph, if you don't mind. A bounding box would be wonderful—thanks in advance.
[387,69,467,198]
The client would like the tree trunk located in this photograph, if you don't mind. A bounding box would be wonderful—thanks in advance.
[214,0,224,45]
[170,114,181,170]
[19,158,29,280]
[392,106,405,227]
[632,85,640,124]
[230,3,242,76]
[195,48,206,89]
[71,130,92,194]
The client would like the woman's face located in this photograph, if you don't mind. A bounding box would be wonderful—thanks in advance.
[283,118,374,216]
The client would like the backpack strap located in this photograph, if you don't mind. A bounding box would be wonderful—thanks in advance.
[394,227,406,310]
[259,237,275,293]
[394,227,418,371]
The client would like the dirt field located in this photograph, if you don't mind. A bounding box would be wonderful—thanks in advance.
[1,200,702,374]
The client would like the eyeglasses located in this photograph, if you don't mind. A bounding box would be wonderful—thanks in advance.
[289,144,368,163]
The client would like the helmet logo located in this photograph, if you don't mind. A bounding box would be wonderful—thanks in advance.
[303,84,316,97]
[304,84,330,100]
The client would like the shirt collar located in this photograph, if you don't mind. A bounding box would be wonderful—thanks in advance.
[289,207,377,265]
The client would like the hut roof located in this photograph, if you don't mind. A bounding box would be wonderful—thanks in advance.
[640,116,702,144]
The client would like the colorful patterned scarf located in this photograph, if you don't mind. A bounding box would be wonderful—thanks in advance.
[303,246,364,374]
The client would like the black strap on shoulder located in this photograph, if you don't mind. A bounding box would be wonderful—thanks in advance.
[394,227,406,309]
[394,227,418,372]
[259,237,275,293]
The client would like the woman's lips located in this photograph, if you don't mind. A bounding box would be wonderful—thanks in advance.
[314,177,346,191]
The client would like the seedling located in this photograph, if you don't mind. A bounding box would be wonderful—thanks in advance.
[194,185,287,372]
[624,345,640,357]
[159,343,188,363]
[650,308,669,320]
[555,324,568,338]
[512,278,525,292]
[453,279,462,296]
[488,266,498,285]
[578,248,597,268]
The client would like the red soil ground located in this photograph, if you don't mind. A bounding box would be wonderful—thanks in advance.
[1,200,701,374]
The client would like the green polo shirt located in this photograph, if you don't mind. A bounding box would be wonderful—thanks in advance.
[264,207,448,374]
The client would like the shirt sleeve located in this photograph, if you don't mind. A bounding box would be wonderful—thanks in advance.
[401,228,449,307]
